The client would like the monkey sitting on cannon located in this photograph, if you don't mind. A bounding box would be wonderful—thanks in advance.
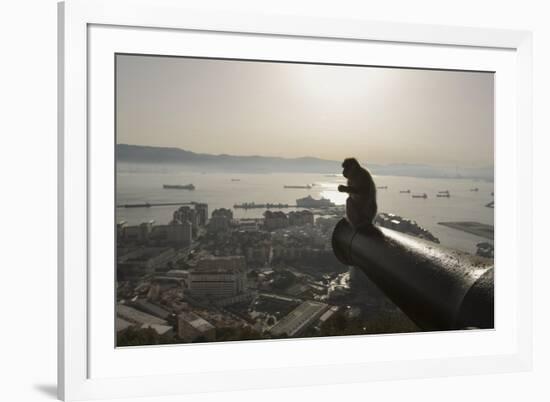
[337,157,378,228]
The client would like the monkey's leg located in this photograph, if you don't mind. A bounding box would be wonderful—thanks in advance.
[345,197,363,228]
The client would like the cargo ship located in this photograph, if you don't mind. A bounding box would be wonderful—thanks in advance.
[162,184,195,190]
[399,189,411,193]
[412,193,428,199]
[296,195,335,208]
[284,185,312,189]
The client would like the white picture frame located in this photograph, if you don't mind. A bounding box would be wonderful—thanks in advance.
[58,0,533,400]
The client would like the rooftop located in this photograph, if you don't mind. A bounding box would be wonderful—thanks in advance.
[141,323,173,336]
[269,300,328,337]
[192,255,247,274]
[124,247,174,262]
[132,299,172,319]
[117,304,168,326]
[179,311,215,333]
[116,317,133,332]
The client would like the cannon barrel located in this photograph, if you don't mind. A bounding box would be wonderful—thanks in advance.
[331,218,494,331]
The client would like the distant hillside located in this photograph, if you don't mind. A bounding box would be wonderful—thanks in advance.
[116,144,493,181]
[370,163,494,182]
[117,144,340,173]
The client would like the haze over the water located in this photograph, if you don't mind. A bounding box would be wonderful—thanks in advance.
[116,55,494,168]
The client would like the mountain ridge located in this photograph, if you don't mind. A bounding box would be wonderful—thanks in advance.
[116,144,493,181]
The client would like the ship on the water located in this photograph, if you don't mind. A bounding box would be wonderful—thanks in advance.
[284,185,312,189]
[412,193,428,199]
[437,190,450,198]
[163,184,195,190]
[296,195,335,208]
[399,189,411,193]
[377,186,388,189]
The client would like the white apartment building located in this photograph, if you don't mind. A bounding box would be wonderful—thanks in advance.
[186,256,247,299]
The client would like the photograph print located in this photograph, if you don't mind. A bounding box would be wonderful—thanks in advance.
[115,54,494,347]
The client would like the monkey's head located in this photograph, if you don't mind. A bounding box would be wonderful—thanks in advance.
[342,157,361,179]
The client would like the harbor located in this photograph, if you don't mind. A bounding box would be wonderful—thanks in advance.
[116,171,494,254]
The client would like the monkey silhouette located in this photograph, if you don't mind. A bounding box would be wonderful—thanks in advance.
[338,157,377,228]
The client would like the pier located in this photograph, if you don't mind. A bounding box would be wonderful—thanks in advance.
[116,202,194,209]
[233,202,342,210]
[234,203,294,209]
[438,221,494,240]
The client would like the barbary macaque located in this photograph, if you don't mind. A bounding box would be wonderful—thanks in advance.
[338,157,377,228]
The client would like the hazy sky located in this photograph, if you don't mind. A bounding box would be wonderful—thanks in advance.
[116,55,494,168]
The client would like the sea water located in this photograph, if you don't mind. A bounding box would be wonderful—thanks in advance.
[116,163,494,254]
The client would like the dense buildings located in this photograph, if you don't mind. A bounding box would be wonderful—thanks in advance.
[237,219,261,232]
[186,255,248,300]
[118,220,154,243]
[263,210,289,231]
[150,222,192,247]
[194,203,209,226]
[208,208,234,232]
[117,247,176,277]
[173,206,199,236]
[117,203,210,249]
[173,205,197,226]
[116,201,425,346]
[288,210,314,226]
[212,208,233,220]
[264,209,313,231]
[208,215,230,232]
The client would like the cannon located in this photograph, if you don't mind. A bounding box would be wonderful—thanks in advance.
[331,218,494,331]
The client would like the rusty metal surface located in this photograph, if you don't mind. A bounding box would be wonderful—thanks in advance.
[332,218,494,330]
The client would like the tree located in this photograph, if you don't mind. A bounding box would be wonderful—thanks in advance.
[117,326,178,346]
[117,326,160,346]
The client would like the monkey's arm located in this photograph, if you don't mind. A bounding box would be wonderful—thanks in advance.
[338,185,361,194]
